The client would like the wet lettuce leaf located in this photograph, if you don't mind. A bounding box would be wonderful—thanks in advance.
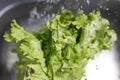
[4,20,48,80]
[4,9,117,80]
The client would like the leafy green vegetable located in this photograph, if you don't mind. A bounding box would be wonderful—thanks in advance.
[4,9,117,80]
[4,20,48,80]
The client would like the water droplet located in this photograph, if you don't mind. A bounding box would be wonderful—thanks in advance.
[100,5,103,9]
[75,0,78,2]
[80,5,83,9]
[61,6,65,10]
[78,8,81,10]
[86,0,90,5]
[106,8,109,11]
[108,13,110,15]
[28,7,40,23]
[43,11,46,14]
[46,0,60,4]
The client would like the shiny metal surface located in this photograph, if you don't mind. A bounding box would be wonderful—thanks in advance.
[0,0,120,80]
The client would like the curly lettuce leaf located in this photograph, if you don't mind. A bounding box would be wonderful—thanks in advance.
[34,9,117,80]
[4,20,49,80]
[4,9,117,80]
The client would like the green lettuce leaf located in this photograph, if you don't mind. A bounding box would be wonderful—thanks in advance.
[4,9,117,80]
[4,20,49,80]
[34,9,117,80]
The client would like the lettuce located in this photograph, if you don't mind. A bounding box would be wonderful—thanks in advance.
[4,20,48,80]
[4,9,117,80]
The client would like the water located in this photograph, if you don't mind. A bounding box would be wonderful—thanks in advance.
[82,46,119,80]
[46,0,60,4]
[86,0,90,5]
[83,45,119,80]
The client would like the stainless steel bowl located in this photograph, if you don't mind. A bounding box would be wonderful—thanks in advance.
[0,0,120,80]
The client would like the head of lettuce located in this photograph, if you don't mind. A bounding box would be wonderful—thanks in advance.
[3,9,117,80]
